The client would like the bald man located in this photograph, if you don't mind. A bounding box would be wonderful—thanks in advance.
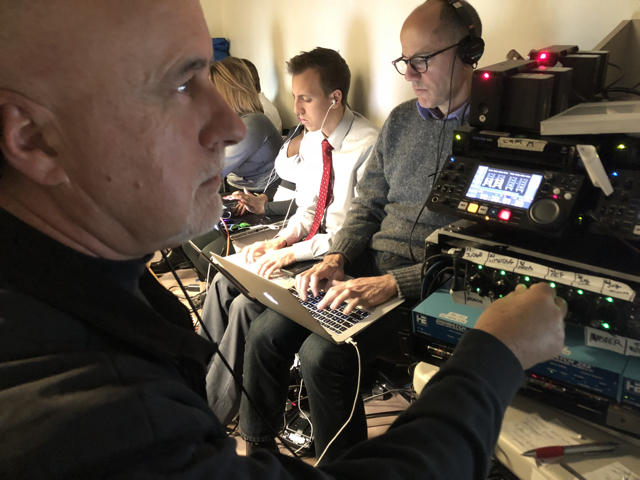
[0,0,565,478]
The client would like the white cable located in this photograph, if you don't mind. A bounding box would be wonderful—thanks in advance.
[261,121,302,195]
[314,338,360,466]
[205,262,212,294]
[294,378,314,454]
[319,102,334,137]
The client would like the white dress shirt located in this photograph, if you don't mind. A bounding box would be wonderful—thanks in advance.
[275,107,379,261]
[259,92,283,134]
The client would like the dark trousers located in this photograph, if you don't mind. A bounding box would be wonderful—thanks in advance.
[239,250,415,464]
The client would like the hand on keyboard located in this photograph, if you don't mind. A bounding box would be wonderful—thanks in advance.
[316,274,399,316]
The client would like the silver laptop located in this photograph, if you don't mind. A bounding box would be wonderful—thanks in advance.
[189,241,404,344]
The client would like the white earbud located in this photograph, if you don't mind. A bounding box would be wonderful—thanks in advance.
[331,99,337,106]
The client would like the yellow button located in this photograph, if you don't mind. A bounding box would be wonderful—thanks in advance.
[467,203,479,213]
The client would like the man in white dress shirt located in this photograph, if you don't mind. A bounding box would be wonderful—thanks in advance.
[198,47,379,426]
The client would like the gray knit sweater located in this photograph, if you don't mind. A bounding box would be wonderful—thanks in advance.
[329,99,461,299]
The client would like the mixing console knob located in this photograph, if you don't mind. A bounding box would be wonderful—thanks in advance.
[624,179,634,190]
[544,173,554,181]
[529,199,561,226]
[441,173,449,181]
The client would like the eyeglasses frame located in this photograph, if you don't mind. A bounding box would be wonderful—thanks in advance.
[391,42,461,75]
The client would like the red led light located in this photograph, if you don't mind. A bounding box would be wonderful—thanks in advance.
[482,72,490,79]
[553,195,558,199]
[539,53,548,60]
[498,210,512,221]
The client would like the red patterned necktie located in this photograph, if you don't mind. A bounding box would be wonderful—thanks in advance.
[306,139,334,240]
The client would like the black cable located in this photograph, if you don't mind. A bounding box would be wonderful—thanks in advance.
[585,211,640,255]
[408,51,458,263]
[427,267,454,297]
[605,87,640,97]
[161,251,301,458]
[604,62,624,90]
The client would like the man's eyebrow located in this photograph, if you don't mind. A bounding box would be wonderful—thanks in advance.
[174,57,209,78]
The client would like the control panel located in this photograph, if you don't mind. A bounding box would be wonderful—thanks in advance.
[456,248,640,343]
[589,170,640,241]
[427,156,587,237]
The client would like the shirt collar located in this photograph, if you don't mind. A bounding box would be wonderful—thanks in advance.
[326,106,354,152]
[417,100,469,123]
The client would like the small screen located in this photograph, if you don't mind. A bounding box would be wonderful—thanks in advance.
[465,165,543,209]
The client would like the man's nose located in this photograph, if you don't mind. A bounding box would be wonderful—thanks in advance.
[201,87,245,151]
[404,65,421,82]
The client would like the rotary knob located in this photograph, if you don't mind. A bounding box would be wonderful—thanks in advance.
[529,199,562,226]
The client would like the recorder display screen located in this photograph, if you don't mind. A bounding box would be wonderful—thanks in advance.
[465,165,542,209]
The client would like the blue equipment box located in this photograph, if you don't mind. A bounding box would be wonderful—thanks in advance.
[412,289,482,346]
[529,324,628,401]
[622,356,640,408]
[412,290,628,401]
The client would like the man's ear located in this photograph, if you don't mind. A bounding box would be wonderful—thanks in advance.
[0,92,67,186]
[331,89,343,108]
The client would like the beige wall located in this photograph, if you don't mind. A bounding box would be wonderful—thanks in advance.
[200,0,640,129]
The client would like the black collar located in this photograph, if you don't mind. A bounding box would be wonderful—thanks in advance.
[0,209,217,367]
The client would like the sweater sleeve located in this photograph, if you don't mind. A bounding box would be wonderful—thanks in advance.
[222,115,265,177]
[264,199,297,217]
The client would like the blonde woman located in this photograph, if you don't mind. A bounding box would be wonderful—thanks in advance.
[211,57,283,196]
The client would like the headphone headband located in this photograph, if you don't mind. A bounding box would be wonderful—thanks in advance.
[445,0,484,66]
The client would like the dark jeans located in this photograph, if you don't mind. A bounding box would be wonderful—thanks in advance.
[239,250,415,464]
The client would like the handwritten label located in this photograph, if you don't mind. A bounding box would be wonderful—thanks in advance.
[572,273,605,295]
[602,278,636,301]
[440,312,468,324]
[626,339,640,357]
[498,137,547,152]
[514,260,548,278]
[545,268,576,286]
[485,253,517,272]
[584,327,627,355]
[462,247,488,265]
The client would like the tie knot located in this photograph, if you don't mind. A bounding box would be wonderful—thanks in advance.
[322,139,333,154]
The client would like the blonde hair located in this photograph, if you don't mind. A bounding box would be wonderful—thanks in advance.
[210,57,263,115]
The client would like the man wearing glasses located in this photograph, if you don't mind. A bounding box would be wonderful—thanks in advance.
[240,0,484,463]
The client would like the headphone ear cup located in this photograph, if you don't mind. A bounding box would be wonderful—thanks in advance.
[458,36,485,65]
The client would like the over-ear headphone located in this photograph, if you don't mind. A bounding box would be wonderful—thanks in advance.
[446,0,484,66]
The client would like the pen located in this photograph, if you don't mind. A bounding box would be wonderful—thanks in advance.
[522,441,619,459]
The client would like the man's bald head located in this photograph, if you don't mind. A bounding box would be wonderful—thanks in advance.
[0,0,245,259]
[408,0,482,45]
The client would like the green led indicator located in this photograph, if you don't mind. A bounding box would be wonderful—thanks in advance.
[617,144,626,150]
[550,282,556,288]
[606,297,614,303]
[476,288,481,293]
[524,276,530,282]
[602,322,611,330]
[577,289,584,295]
[478,265,483,270]
[455,134,462,141]
[499,295,503,298]
[500,270,506,276]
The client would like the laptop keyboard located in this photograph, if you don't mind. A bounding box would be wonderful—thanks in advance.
[288,288,371,335]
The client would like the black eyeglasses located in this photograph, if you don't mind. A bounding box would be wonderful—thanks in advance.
[391,42,460,75]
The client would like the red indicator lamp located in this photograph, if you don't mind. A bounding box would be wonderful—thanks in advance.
[552,194,558,199]
[498,210,511,221]
[482,72,490,80]
[539,52,548,61]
